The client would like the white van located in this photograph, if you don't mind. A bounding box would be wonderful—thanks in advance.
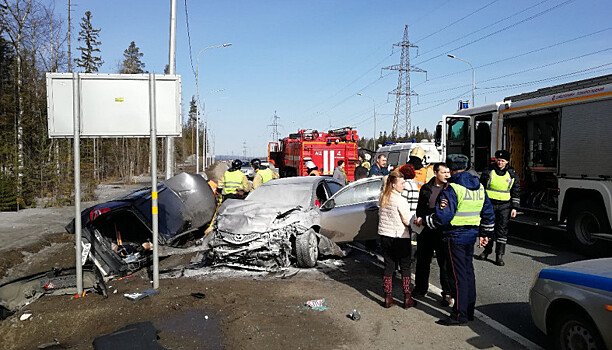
[375,140,443,170]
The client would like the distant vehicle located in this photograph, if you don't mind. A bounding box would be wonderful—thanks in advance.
[529,258,612,350]
[268,127,360,180]
[66,173,217,277]
[240,164,254,180]
[435,74,612,255]
[375,140,443,171]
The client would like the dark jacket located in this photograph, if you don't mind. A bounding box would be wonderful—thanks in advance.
[479,164,520,208]
[368,163,389,177]
[416,177,442,218]
[425,171,495,244]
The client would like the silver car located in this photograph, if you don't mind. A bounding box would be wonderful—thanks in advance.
[529,258,612,350]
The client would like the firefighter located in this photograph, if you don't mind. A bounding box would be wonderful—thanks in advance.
[218,159,250,200]
[423,154,495,326]
[361,153,372,170]
[477,150,519,266]
[400,146,434,190]
[251,159,279,189]
[369,154,389,177]
[306,161,320,176]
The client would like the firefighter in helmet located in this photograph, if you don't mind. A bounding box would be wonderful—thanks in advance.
[399,146,434,190]
[251,158,279,189]
[218,159,250,201]
[306,161,320,176]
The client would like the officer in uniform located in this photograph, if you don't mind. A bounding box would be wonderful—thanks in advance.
[399,147,434,189]
[218,159,250,201]
[423,154,495,326]
[477,150,519,266]
[250,159,279,189]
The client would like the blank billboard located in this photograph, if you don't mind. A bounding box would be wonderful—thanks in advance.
[46,73,182,138]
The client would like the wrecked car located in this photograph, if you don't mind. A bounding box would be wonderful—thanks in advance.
[66,172,217,277]
[210,176,344,270]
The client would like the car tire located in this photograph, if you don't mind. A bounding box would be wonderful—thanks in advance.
[567,200,611,256]
[551,308,605,350]
[296,228,318,268]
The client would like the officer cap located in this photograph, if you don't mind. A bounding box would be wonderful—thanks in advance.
[446,154,469,171]
[495,150,510,161]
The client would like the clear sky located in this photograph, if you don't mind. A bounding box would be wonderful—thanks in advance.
[68,0,611,157]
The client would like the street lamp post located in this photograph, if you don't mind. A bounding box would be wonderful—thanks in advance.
[447,54,475,107]
[196,43,232,173]
[202,93,223,171]
[357,93,376,150]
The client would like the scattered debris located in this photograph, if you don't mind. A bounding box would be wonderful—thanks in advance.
[190,292,205,299]
[92,321,166,350]
[37,339,61,349]
[347,309,360,321]
[0,266,107,320]
[124,288,159,302]
[304,298,328,311]
[19,311,32,321]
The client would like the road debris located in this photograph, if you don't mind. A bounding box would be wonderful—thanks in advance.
[304,298,328,311]
[347,309,360,321]
[123,288,159,302]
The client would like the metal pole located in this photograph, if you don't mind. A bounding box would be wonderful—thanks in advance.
[447,54,475,106]
[373,101,376,150]
[149,73,159,289]
[166,0,177,179]
[73,72,82,294]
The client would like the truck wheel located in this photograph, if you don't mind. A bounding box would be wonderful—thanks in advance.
[567,200,611,256]
[296,228,318,268]
[550,309,605,350]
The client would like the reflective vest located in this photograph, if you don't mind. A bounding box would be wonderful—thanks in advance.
[486,170,514,201]
[413,167,429,189]
[223,170,244,194]
[449,183,486,226]
[257,168,274,184]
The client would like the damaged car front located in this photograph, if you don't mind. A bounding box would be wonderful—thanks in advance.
[66,172,217,277]
[210,177,344,270]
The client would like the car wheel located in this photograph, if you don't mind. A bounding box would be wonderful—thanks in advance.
[551,309,605,350]
[568,200,611,256]
[296,228,318,268]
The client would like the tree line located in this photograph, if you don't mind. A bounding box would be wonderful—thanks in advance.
[0,1,198,210]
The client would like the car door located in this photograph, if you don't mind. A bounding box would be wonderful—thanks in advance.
[319,178,383,243]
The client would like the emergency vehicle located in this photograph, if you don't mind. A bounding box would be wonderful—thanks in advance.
[434,74,612,255]
[268,127,360,181]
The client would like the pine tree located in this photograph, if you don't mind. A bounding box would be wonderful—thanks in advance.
[120,41,145,74]
[74,11,103,73]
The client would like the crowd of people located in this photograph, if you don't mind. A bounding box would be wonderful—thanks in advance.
[215,146,519,326]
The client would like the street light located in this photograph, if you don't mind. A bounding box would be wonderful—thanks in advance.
[196,43,232,173]
[357,93,376,150]
[447,54,475,107]
[201,91,224,172]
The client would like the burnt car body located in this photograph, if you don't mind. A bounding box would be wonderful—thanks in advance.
[210,176,344,269]
[66,172,217,277]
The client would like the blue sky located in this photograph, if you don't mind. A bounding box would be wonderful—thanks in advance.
[70,0,611,156]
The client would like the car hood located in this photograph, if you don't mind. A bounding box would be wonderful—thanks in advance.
[546,258,612,279]
[216,200,312,235]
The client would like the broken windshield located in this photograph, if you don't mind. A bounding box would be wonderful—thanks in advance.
[246,184,312,207]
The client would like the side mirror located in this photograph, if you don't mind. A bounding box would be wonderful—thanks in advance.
[435,124,442,147]
[321,198,335,210]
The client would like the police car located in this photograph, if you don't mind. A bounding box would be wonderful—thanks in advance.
[529,258,612,350]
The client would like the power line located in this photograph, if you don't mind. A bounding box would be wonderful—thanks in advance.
[413,0,575,67]
[184,0,196,77]
[414,0,502,44]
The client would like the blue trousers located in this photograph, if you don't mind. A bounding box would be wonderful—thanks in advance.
[446,241,476,322]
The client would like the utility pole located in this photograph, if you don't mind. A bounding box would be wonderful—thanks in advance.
[383,25,426,139]
[67,0,72,72]
[268,110,280,141]
[242,141,247,160]
[166,0,177,179]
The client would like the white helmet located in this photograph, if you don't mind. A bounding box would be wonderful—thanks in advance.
[305,161,317,169]
[364,153,371,161]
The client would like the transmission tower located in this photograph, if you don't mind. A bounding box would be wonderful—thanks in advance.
[383,25,426,139]
[242,141,247,160]
[268,111,281,141]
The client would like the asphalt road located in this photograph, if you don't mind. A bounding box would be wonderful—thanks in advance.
[424,222,587,348]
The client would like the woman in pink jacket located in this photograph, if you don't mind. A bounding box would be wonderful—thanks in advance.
[378,170,417,309]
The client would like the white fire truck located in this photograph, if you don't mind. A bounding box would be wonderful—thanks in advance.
[435,74,612,255]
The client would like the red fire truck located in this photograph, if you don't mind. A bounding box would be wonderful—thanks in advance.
[268,127,360,181]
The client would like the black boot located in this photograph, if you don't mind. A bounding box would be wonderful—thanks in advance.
[476,252,488,260]
[496,254,505,266]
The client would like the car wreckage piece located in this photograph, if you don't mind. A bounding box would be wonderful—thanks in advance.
[210,200,343,270]
[0,266,107,320]
[66,173,217,277]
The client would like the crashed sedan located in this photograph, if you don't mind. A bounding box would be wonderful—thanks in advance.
[66,172,217,277]
[210,176,344,270]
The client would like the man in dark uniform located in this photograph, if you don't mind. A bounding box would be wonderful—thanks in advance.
[477,150,520,266]
[423,154,495,326]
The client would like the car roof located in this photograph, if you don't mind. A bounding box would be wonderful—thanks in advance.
[260,176,341,186]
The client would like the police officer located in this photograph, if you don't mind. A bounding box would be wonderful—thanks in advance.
[218,159,250,200]
[423,154,495,326]
[251,159,279,189]
[477,150,519,266]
